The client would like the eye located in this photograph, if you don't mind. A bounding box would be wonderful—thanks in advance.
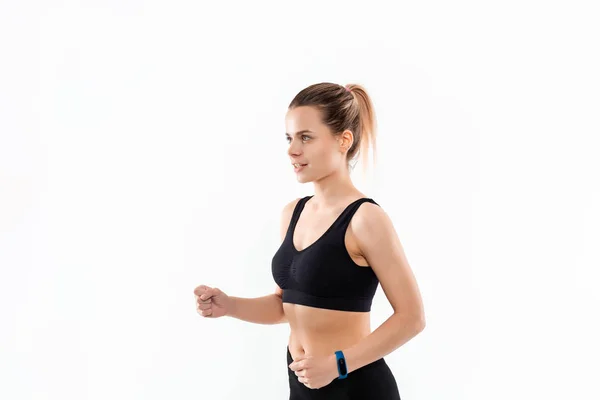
[286,135,311,143]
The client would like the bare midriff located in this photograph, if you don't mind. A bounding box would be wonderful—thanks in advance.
[284,303,371,360]
[284,195,373,360]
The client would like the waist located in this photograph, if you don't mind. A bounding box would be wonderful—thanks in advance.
[284,302,370,333]
[284,304,371,358]
[286,344,388,375]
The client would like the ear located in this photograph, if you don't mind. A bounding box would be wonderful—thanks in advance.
[338,130,354,152]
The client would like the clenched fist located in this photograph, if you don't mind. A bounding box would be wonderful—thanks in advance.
[193,285,231,318]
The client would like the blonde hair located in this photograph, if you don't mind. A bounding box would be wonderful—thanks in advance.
[288,82,378,173]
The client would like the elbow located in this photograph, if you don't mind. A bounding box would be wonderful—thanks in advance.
[274,293,287,324]
[394,310,426,333]
[414,314,426,333]
[399,313,425,334]
[417,318,426,333]
[275,309,287,324]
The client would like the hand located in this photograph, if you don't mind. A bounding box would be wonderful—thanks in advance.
[288,353,339,389]
[193,284,230,318]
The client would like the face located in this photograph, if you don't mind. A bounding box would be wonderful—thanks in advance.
[285,106,352,183]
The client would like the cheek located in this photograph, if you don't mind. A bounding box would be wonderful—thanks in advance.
[322,149,343,169]
[312,145,338,165]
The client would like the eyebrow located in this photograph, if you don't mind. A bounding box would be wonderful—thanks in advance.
[285,130,314,137]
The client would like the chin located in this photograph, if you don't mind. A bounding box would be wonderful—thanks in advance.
[296,172,316,183]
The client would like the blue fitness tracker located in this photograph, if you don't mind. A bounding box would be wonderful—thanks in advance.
[335,350,348,379]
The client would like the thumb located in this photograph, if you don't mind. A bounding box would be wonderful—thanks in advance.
[289,357,307,370]
[200,287,216,300]
[194,285,210,297]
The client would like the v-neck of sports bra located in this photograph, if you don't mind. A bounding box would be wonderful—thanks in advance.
[291,196,370,253]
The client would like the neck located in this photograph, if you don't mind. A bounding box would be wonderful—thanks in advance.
[311,166,360,208]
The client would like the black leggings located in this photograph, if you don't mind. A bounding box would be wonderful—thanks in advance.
[287,346,401,400]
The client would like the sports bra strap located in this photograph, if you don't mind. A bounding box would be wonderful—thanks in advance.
[288,196,312,234]
[333,198,379,229]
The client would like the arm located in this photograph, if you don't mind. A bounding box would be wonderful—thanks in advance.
[342,203,426,374]
[227,290,286,325]
[225,198,301,325]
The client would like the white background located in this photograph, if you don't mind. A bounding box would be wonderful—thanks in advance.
[1,1,598,399]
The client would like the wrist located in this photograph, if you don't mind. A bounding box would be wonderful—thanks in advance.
[225,296,236,317]
[333,350,349,379]
[329,354,339,379]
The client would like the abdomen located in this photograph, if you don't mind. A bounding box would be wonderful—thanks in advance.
[283,303,371,358]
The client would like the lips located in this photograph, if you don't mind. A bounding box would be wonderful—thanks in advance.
[293,163,307,172]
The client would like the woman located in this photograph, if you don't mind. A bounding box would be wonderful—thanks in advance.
[194,82,425,399]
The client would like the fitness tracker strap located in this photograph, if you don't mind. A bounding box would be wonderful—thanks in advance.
[335,350,348,379]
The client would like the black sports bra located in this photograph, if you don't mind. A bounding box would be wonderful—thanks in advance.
[271,195,380,312]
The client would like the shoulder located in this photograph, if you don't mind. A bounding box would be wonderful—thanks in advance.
[282,197,303,215]
[351,200,395,243]
[279,197,303,241]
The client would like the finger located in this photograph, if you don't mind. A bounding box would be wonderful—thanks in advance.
[290,361,305,371]
[199,288,213,301]
[196,296,212,304]
[290,357,306,368]
[193,285,209,296]
[197,306,212,316]
[197,302,211,310]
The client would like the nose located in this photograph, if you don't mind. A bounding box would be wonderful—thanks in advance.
[287,139,302,158]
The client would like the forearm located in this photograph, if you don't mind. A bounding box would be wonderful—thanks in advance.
[227,294,287,325]
[343,313,425,374]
